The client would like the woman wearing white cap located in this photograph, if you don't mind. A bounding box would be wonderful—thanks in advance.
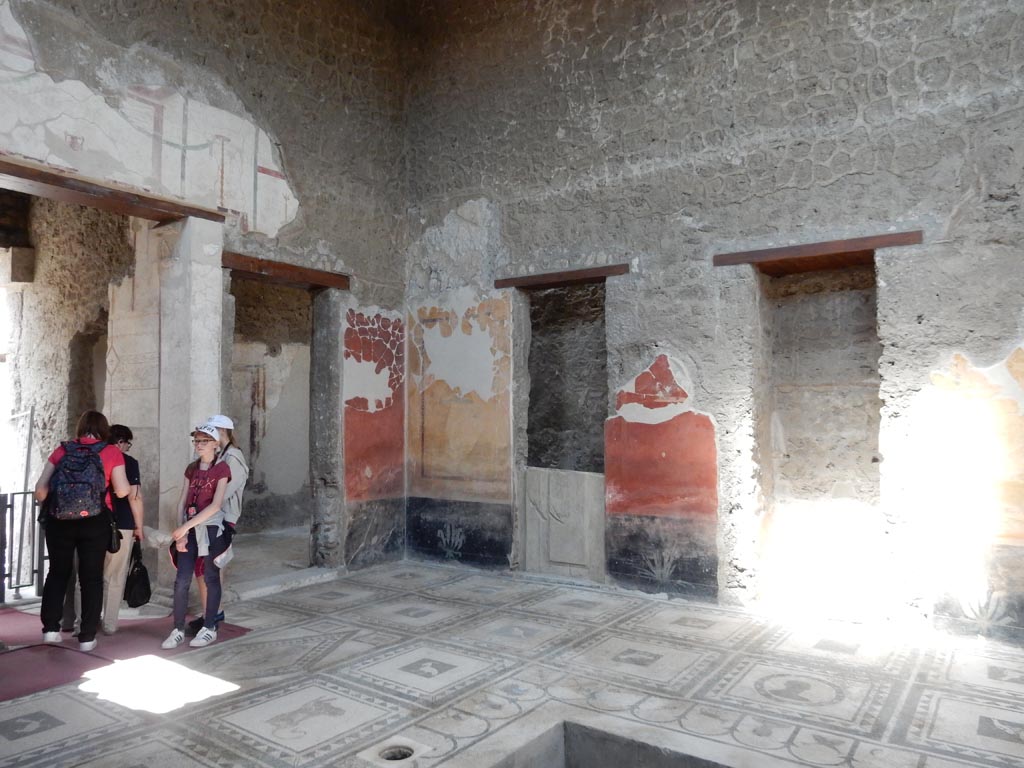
[187,414,249,636]
[161,423,231,649]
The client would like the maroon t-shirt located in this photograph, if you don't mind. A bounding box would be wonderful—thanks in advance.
[183,461,231,516]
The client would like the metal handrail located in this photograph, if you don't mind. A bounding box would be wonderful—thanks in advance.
[1,491,45,603]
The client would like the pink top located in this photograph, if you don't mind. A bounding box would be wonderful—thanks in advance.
[48,437,125,510]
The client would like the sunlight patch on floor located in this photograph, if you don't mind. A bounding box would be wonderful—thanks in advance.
[78,654,238,713]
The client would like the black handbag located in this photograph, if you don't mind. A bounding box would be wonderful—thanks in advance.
[124,540,152,607]
[107,513,123,554]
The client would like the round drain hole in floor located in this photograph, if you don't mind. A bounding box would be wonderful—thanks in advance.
[379,745,415,761]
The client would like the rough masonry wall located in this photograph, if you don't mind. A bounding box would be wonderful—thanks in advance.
[11,0,408,306]
[404,0,1024,610]
[527,283,606,473]
[13,198,133,473]
[767,268,881,504]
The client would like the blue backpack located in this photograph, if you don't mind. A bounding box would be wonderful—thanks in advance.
[49,441,108,520]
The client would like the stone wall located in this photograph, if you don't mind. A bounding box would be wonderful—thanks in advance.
[403,0,1024,618]
[4,0,1024,631]
[13,198,133,471]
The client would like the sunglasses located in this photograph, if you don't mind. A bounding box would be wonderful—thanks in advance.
[118,440,132,449]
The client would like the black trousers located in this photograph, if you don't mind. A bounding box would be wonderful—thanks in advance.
[41,514,108,642]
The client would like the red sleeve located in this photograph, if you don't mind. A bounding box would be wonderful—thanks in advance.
[48,446,65,465]
[100,444,125,487]
[100,444,125,470]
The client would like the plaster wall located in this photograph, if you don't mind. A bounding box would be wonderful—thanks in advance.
[229,279,312,531]
[230,341,311,531]
[5,0,407,306]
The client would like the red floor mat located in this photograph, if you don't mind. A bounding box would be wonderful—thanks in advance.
[0,607,249,702]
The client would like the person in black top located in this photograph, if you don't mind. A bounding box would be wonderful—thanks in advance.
[102,424,144,634]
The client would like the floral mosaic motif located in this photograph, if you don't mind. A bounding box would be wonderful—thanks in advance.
[438,522,466,559]
[960,591,1017,636]
[639,542,682,585]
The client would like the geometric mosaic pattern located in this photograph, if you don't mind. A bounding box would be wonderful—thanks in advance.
[1,560,1023,767]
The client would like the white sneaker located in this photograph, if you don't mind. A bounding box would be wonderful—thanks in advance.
[161,629,185,649]
[42,631,61,643]
[79,639,98,652]
[189,627,217,648]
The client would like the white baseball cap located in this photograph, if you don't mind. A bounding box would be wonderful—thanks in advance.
[191,424,219,441]
[206,414,234,430]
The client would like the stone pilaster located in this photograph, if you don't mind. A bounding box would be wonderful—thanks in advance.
[309,287,346,567]
[155,217,225,595]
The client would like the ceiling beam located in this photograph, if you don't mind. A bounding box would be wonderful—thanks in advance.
[0,155,224,224]
[495,263,630,290]
[223,250,350,291]
[712,230,924,276]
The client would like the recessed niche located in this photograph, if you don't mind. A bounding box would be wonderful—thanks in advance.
[760,265,881,504]
[526,282,607,473]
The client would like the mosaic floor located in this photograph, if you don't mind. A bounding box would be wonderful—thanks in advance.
[2,560,1024,767]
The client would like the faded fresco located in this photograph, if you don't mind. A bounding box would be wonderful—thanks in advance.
[407,288,512,503]
[605,354,719,596]
[405,288,513,566]
[343,308,405,502]
[0,0,297,236]
[918,344,1024,631]
[606,354,718,518]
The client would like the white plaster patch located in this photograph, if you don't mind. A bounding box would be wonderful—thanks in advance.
[419,287,498,400]
[0,0,297,237]
[616,401,689,424]
[345,357,394,412]
[342,304,403,410]
[422,321,495,400]
[613,355,697,425]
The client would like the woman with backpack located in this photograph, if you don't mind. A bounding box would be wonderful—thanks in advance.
[34,410,131,652]
[162,423,231,649]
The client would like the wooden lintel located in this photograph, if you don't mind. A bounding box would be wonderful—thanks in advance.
[713,230,923,275]
[494,263,630,290]
[223,250,350,291]
[0,155,225,224]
